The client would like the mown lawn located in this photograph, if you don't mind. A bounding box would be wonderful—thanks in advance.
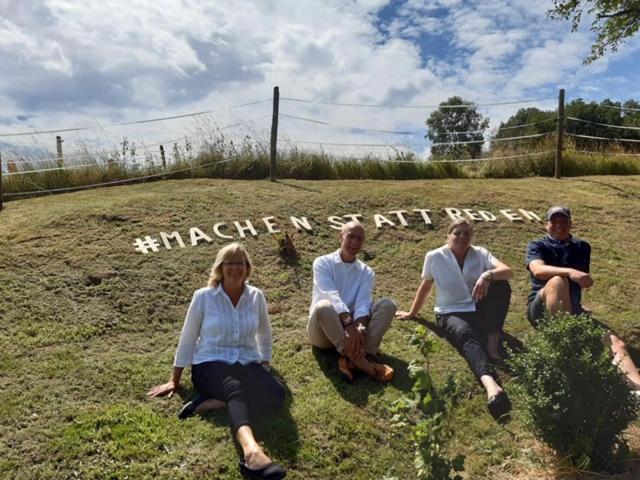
[2,176,640,480]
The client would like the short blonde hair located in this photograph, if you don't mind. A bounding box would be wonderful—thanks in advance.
[447,218,473,234]
[207,242,253,288]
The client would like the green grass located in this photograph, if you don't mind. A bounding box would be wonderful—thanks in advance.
[2,177,640,479]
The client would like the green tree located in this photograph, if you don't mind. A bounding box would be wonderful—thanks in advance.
[548,1,640,63]
[426,96,489,160]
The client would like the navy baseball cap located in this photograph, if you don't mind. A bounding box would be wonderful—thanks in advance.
[547,206,571,220]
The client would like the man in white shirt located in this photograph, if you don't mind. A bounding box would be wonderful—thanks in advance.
[308,221,396,382]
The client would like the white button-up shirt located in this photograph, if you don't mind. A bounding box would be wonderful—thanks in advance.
[422,245,496,314]
[310,249,374,319]
[174,284,272,367]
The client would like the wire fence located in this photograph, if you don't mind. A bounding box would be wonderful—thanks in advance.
[2,87,640,203]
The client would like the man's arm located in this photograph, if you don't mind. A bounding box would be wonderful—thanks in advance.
[313,256,350,314]
[353,268,374,324]
[528,259,593,289]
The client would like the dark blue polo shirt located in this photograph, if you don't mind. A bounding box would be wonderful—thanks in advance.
[525,235,591,314]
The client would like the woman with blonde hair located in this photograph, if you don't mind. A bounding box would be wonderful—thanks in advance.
[148,242,287,480]
[397,219,513,422]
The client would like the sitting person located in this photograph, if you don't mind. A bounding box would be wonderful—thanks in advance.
[148,242,287,480]
[526,205,640,393]
[308,221,396,382]
[397,218,513,422]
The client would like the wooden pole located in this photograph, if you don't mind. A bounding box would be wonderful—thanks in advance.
[269,86,279,181]
[555,88,565,179]
[56,135,64,167]
[0,149,4,212]
[160,145,166,169]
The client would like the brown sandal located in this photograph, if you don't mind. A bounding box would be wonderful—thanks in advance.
[369,362,394,382]
[338,356,355,383]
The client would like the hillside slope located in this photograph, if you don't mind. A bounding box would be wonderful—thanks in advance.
[2,177,640,479]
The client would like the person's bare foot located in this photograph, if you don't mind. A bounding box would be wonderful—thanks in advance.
[194,398,226,414]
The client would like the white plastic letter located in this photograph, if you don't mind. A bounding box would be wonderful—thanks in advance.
[290,216,313,231]
[373,214,395,228]
[234,220,258,238]
[213,222,233,239]
[261,216,281,234]
[190,227,213,246]
[160,231,186,250]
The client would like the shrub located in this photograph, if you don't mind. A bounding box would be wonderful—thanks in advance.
[509,312,639,472]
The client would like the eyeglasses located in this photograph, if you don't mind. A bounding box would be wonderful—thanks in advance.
[222,261,247,267]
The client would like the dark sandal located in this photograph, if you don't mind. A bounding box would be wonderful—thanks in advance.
[239,458,286,480]
[177,393,207,420]
[338,356,355,383]
[487,391,512,424]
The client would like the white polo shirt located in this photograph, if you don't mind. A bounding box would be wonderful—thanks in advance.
[422,244,497,314]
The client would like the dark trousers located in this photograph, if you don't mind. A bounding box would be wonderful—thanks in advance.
[436,280,511,381]
[191,361,285,432]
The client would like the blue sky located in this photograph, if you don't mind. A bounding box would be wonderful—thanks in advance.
[1,0,639,159]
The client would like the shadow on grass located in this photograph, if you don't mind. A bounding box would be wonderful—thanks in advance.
[311,347,412,406]
[177,377,300,464]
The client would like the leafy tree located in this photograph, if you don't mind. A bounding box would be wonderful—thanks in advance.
[548,1,640,63]
[426,96,489,160]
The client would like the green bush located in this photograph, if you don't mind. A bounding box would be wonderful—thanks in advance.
[509,312,639,472]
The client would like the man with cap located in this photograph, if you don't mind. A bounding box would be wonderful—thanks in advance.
[525,205,640,390]
[308,220,396,382]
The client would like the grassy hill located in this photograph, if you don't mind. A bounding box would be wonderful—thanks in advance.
[2,176,640,479]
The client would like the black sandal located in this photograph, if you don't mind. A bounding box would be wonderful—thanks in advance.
[177,393,207,420]
[239,458,286,480]
[487,391,512,424]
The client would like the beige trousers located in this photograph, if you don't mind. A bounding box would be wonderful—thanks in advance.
[307,298,397,355]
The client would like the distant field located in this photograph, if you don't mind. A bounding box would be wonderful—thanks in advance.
[2,177,640,479]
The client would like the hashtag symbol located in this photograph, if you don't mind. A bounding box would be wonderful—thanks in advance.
[134,236,161,254]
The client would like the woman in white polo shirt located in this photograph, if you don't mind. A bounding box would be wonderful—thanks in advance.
[397,218,513,422]
[148,242,286,480]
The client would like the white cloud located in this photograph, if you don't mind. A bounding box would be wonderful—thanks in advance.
[0,0,638,159]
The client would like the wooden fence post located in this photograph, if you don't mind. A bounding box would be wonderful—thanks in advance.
[160,145,166,169]
[0,149,4,212]
[270,86,279,182]
[56,135,64,167]
[555,88,565,179]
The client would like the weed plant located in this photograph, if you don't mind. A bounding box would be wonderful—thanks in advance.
[509,312,639,472]
[389,325,465,480]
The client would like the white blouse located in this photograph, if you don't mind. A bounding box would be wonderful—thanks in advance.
[174,284,272,367]
[421,245,497,314]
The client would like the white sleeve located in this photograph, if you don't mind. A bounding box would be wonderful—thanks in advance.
[254,290,273,361]
[478,246,497,270]
[421,252,434,281]
[174,290,205,368]
[353,268,374,319]
[313,256,350,314]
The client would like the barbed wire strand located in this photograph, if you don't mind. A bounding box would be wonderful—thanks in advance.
[565,133,640,143]
[6,162,120,176]
[0,100,271,138]
[566,149,640,157]
[566,117,640,131]
[431,132,550,147]
[277,139,410,148]
[279,113,417,135]
[4,159,233,197]
[599,104,640,113]
[280,95,556,109]
[430,150,553,164]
